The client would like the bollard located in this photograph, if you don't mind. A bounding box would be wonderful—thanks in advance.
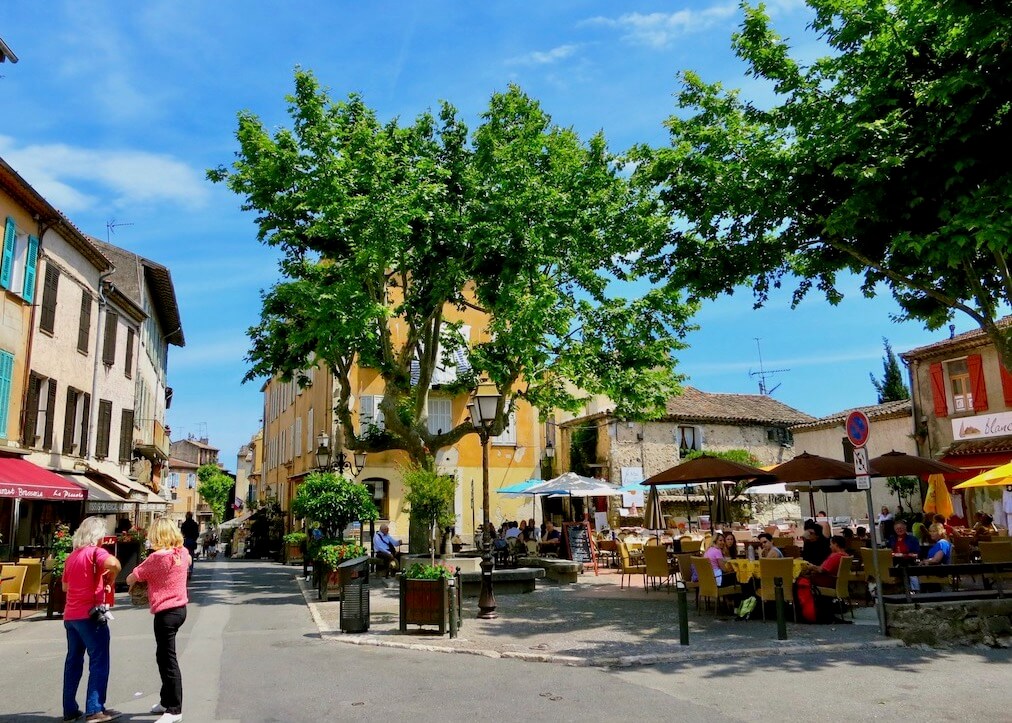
[448,577,458,639]
[676,581,690,646]
[774,576,787,640]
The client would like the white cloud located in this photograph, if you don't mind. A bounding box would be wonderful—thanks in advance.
[507,44,580,66]
[0,135,208,213]
[171,335,249,370]
[584,5,738,48]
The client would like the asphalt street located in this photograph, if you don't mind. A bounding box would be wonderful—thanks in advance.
[0,558,1008,722]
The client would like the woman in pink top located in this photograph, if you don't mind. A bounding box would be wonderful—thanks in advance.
[62,516,123,723]
[127,517,190,723]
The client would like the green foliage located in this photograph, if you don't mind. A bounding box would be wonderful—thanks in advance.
[196,463,234,525]
[635,0,1012,368]
[291,471,378,540]
[886,476,920,512]
[684,448,761,510]
[402,461,456,562]
[870,338,910,403]
[283,531,308,549]
[569,424,599,477]
[50,523,73,577]
[210,70,697,465]
[312,540,366,570]
[404,562,455,581]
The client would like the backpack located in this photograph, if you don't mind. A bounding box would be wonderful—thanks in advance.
[795,576,838,624]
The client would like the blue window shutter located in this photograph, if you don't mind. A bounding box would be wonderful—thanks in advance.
[0,350,14,439]
[22,235,39,303]
[0,217,15,290]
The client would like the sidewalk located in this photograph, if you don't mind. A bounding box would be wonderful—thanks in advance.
[301,566,901,667]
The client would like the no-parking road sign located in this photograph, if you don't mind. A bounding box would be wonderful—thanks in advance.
[846,410,871,448]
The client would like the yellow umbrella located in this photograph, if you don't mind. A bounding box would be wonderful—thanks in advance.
[923,473,954,518]
[952,461,1012,490]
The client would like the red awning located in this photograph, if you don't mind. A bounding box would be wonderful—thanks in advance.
[0,457,87,501]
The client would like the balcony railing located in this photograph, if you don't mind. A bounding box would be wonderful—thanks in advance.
[135,419,170,461]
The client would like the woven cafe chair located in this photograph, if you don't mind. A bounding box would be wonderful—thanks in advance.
[1,565,28,620]
[757,557,796,622]
[815,556,855,619]
[693,556,740,616]
[644,545,672,592]
[617,541,646,591]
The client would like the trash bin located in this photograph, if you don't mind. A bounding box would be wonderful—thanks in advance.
[337,556,370,633]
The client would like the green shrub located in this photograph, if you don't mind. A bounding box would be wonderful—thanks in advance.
[283,531,308,549]
[404,562,455,581]
[312,540,366,570]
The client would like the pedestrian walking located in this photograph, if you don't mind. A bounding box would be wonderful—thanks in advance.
[127,517,190,723]
[62,516,123,723]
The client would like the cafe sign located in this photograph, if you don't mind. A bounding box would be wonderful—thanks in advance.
[951,410,1012,441]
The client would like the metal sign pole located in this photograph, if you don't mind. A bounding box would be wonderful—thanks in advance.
[846,410,885,635]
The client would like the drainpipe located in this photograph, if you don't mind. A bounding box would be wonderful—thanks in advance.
[87,271,115,463]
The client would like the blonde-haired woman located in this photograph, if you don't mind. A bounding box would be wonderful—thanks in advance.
[127,517,190,723]
[62,516,122,723]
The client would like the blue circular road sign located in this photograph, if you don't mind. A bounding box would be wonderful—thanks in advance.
[846,410,871,448]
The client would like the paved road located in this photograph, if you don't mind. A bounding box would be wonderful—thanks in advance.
[1,559,1008,722]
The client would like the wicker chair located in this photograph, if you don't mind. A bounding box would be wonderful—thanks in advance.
[815,556,854,619]
[1,565,28,620]
[16,559,44,607]
[693,556,740,615]
[757,557,796,621]
[617,542,646,590]
[644,545,672,592]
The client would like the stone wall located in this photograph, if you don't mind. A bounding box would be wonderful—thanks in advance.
[886,598,1012,647]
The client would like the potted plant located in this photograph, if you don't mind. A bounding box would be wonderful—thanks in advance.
[399,562,460,635]
[46,523,73,618]
[402,461,456,565]
[283,531,307,565]
[313,541,367,601]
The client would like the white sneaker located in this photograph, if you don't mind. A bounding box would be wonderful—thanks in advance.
[150,704,166,715]
[154,713,182,723]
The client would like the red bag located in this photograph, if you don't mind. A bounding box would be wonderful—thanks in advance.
[795,576,816,623]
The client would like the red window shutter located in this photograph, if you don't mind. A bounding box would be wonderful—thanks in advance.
[967,354,988,412]
[929,363,948,417]
[1001,365,1012,406]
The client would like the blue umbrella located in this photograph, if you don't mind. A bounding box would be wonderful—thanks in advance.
[498,479,545,496]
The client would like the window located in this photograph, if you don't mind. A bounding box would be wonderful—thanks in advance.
[102,311,119,366]
[677,425,702,452]
[491,411,517,446]
[168,472,179,488]
[0,350,13,439]
[77,291,92,354]
[767,427,793,445]
[62,388,90,456]
[295,416,303,458]
[427,398,453,436]
[363,478,390,519]
[25,375,58,450]
[119,409,134,463]
[1,217,40,303]
[307,408,314,453]
[95,399,113,459]
[947,358,973,412]
[187,473,196,489]
[39,263,59,335]
[124,328,135,378]
[841,437,855,464]
[360,395,385,430]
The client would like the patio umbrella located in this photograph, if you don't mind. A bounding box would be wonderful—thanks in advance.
[498,479,544,495]
[711,482,733,527]
[643,455,775,486]
[770,452,859,482]
[525,472,619,496]
[953,461,1012,490]
[742,482,789,495]
[923,473,954,518]
[643,484,666,532]
[868,450,962,477]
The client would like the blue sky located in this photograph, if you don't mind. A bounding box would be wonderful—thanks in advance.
[1,2,980,470]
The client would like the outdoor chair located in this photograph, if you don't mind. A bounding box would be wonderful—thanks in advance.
[757,557,796,622]
[679,537,702,554]
[524,539,539,556]
[643,545,672,592]
[644,536,662,546]
[693,557,740,615]
[16,559,44,607]
[773,537,794,548]
[671,553,700,606]
[860,548,899,595]
[952,536,975,564]
[780,545,801,559]
[1,564,27,620]
[816,556,854,619]
[617,541,646,591]
[979,541,1012,587]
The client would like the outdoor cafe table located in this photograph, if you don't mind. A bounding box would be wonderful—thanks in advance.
[727,558,805,585]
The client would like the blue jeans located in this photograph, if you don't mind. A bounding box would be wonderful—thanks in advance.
[63,618,111,717]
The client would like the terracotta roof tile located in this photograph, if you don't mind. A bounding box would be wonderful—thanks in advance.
[790,399,912,431]
[662,387,815,425]
[901,316,1012,361]
[942,436,1012,456]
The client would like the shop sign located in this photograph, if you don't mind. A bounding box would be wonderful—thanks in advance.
[951,410,1012,441]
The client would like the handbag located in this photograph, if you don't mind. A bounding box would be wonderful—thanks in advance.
[88,548,111,625]
[129,581,149,606]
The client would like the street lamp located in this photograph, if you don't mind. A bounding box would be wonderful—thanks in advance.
[315,431,367,476]
[468,381,503,619]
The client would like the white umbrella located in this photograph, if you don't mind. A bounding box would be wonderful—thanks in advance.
[742,482,789,495]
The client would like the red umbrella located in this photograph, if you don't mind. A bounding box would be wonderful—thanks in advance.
[643,455,775,486]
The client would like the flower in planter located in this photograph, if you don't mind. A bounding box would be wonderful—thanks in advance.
[314,541,367,570]
[404,562,455,580]
[50,523,74,577]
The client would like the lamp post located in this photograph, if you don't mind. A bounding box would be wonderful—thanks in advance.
[468,381,503,619]
[315,431,367,477]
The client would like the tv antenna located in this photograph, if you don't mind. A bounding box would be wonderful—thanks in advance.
[749,338,789,395]
[106,219,134,242]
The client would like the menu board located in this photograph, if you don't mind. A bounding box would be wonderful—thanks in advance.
[563,522,597,574]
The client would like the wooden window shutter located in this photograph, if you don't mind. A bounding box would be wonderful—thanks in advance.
[929,363,949,417]
[125,328,135,378]
[63,388,78,454]
[1000,365,1012,407]
[22,373,41,447]
[43,378,57,450]
[40,263,60,334]
[119,409,135,463]
[102,312,118,366]
[0,217,15,290]
[967,354,989,412]
[22,234,39,303]
[79,393,91,456]
[0,350,13,439]
[78,292,92,353]
[96,400,113,459]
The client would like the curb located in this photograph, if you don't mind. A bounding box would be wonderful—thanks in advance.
[295,575,904,668]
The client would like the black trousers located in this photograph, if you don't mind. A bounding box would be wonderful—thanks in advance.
[153,605,187,714]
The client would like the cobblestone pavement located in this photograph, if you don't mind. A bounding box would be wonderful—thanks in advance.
[303,566,901,667]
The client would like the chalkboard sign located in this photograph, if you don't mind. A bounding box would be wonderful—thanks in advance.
[563,522,598,574]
